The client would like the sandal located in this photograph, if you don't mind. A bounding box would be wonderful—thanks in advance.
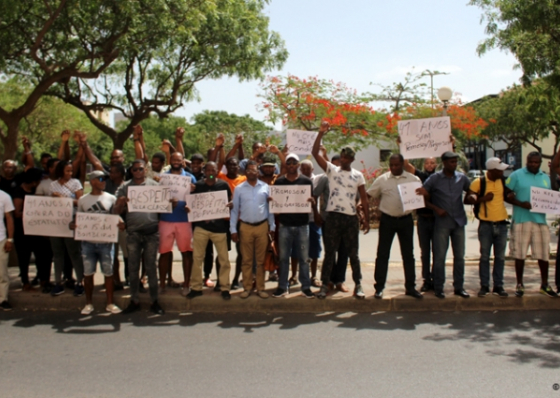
[311,277,322,287]
[289,276,299,286]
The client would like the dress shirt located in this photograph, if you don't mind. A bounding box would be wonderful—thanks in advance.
[423,170,470,228]
[230,179,275,233]
[367,171,420,217]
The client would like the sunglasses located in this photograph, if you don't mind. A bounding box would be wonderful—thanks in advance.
[96,177,106,182]
[131,167,145,172]
[286,160,299,165]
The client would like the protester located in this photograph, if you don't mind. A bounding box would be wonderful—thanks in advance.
[0,187,15,310]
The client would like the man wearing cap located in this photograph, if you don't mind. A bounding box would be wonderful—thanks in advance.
[74,171,123,315]
[271,153,316,299]
[417,151,472,299]
[468,158,512,298]
[506,151,557,297]
[367,154,423,299]
[312,121,370,299]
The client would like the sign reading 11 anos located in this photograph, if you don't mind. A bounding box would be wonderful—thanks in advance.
[398,116,453,160]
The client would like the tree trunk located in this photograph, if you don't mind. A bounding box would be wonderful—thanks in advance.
[0,120,20,161]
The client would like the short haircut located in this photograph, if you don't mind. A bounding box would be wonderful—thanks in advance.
[110,163,126,177]
[246,160,258,168]
[131,159,146,167]
[191,153,204,162]
[204,161,217,170]
[300,159,313,167]
[331,154,341,162]
[23,167,44,184]
[152,152,166,163]
[225,157,238,165]
[46,158,59,170]
[527,151,542,159]
[40,153,52,160]
[54,160,71,179]
[390,153,404,163]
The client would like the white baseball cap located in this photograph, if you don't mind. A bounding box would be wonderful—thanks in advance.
[486,157,509,171]
[286,153,300,163]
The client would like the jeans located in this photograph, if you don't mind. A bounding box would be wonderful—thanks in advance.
[278,224,311,291]
[417,215,435,282]
[127,231,159,303]
[51,237,84,284]
[321,212,361,286]
[478,221,507,288]
[433,223,465,291]
[15,226,52,284]
[374,213,416,292]
[82,242,115,277]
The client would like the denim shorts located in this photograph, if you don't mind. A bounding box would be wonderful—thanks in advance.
[81,241,115,276]
[308,222,322,259]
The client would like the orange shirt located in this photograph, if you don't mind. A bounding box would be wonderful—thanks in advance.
[217,172,247,194]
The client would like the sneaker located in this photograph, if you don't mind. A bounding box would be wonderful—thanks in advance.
[73,284,84,297]
[257,290,269,299]
[204,278,215,288]
[540,285,558,298]
[515,284,524,297]
[81,304,94,315]
[353,284,365,299]
[122,301,141,314]
[186,290,203,299]
[317,285,328,299]
[0,301,12,311]
[478,286,490,297]
[302,289,315,299]
[221,291,231,300]
[150,300,165,315]
[240,290,250,299]
[272,288,288,298]
[106,304,122,314]
[492,286,508,298]
[50,284,65,296]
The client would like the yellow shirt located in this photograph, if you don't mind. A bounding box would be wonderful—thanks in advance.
[470,173,508,222]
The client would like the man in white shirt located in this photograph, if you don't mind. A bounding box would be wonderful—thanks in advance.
[0,189,15,310]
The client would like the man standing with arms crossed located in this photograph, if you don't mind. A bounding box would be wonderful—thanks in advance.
[311,121,370,299]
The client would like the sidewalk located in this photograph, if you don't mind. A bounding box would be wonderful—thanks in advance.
[7,258,560,313]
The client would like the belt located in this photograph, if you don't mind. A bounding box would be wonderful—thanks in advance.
[480,220,509,225]
[240,219,267,227]
[382,212,412,220]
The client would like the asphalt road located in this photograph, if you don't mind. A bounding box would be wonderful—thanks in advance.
[2,310,560,398]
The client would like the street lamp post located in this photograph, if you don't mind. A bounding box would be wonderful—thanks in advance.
[437,86,453,116]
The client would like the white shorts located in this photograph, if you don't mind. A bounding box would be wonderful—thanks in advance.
[510,222,550,261]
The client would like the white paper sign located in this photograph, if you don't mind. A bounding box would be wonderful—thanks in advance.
[185,190,230,222]
[286,129,319,155]
[127,186,172,213]
[530,187,560,214]
[158,174,192,200]
[398,116,452,159]
[270,185,312,213]
[74,213,120,243]
[23,196,74,237]
[398,181,425,212]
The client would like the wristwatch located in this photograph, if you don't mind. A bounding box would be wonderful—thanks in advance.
[6,238,13,243]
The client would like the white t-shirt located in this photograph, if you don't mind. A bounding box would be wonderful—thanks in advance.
[78,192,116,214]
[325,162,365,216]
[0,190,15,241]
[36,177,56,196]
[50,179,83,198]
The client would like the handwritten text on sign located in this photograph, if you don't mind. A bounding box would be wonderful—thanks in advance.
[186,190,229,222]
[286,129,319,155]
[530,187,560,215]
[127,186,172,213]
[397,181,425,212]
[23,196,74,237]
[158,174,191,200]
[398,116,452,159]
[270,186,311,214]
[74,213,120,243]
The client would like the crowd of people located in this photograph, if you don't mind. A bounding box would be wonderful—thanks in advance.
[0,121,559,315]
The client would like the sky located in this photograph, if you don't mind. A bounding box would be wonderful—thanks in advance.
[174,0,522,126]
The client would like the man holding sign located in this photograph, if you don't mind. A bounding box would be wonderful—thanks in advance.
[506,152,557,297]
[271,153,316,299]
[367,154,422,299]
[74,171,123,315]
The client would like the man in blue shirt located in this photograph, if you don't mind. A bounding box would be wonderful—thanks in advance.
[506,151,556,297]
[230,160,275,299]
[158,152,196,295]
[418,151,472,299]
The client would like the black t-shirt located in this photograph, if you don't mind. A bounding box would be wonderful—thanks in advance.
[415,169,435,216]
[12,186,34,233]
[192,179,232,233]
[273,175,313,227]
[0,173,24,197]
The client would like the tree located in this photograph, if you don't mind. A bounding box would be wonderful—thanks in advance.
[50,0,287,150]
[368,69,429,112]
[470,0,560,87]
[259,75,386,151]
[0,0,186,159]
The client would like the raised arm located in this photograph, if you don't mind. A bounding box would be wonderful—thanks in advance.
[209,133,225,163]
[161,139,176,165]
[312,121,330,171]
[175,127,185,156]
[236,134,245,160]
[21,136,35,171]
[269,144,285,176]
[79,134,104,171]
[133,125,148,163]
[58,130,71,161]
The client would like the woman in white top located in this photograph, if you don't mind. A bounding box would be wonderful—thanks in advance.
[49,160,85,297]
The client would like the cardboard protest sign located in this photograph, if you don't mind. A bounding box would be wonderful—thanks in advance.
[270,185,312,214]
[158,174,192,200]
[185,190,230,222]
[74,213,120,243]
[530,187,560,214]
[397,181,425,212]
[398,116,452,159]
[23,196,74,238]
[286,129,319,155]
[127,186,172,213]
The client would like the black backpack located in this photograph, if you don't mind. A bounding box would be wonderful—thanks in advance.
[473,176,513,220]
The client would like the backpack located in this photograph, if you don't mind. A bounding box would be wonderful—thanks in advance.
[472,176,512,220]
